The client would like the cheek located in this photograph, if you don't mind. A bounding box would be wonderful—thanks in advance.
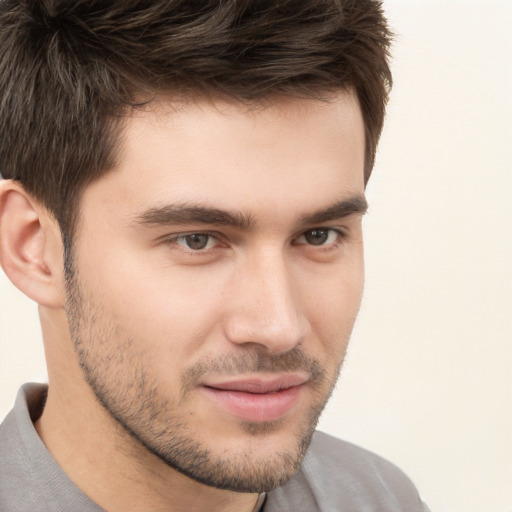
[91,260,229,369]
[305,260,364,348]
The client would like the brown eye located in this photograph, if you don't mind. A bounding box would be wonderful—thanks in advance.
[184,234,211,250]
[171,233,217,251]
[296,228,341,247]
[304,228,330,245]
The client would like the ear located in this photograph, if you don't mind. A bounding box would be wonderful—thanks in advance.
[0,180,66,308]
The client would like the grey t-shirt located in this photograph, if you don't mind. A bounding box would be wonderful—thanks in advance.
[0,384,428,511]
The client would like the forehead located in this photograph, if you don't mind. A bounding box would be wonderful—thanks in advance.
[80,91,365,226]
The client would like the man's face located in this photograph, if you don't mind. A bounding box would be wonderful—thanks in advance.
[66,92,366,492]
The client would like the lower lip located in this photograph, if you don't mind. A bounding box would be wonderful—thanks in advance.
[202,385,303,423]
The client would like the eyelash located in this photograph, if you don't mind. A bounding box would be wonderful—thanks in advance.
[169,231,222,251]
[294,227,346,249]
[163,228,347,253]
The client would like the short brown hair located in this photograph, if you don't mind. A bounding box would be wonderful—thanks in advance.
[0,0,392,236]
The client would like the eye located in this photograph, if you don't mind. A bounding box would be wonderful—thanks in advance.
[296,228,341,246]
[173,233,218,251]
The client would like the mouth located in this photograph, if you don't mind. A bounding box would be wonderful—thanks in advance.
[201,374,308,423]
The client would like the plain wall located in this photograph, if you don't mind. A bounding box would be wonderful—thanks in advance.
[1,2,511,511]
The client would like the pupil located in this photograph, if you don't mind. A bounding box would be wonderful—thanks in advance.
[186,234,209,250]
[305,229,328,245]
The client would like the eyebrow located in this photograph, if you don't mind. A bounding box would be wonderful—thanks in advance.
[299,195,368,225]
[134,203,255,230]
[134,195,367,230]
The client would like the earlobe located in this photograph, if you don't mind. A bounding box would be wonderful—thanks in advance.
[0,180,65,308]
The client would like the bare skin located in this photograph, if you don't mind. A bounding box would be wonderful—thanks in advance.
[0,91,366,512]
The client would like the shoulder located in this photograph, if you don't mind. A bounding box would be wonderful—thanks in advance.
[0,385,49,511]
[265,431,426,512]
[306,430,418,490]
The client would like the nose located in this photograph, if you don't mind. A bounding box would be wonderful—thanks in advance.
[223,249,309,354]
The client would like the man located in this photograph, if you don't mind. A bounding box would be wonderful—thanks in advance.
[0,1,428,511]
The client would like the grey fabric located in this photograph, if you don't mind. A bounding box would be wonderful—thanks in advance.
[0,384,104,512]
[264,432,427,512]
[0,384,428,512]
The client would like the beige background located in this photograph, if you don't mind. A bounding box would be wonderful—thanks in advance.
[1,1,511,511]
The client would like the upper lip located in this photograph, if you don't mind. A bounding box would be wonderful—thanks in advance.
[203,373,309,394]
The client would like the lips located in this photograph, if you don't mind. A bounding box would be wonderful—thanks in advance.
[201,374,307,423]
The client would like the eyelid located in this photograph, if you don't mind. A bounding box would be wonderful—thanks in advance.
[161,230,224,251]
[294,227,346,244]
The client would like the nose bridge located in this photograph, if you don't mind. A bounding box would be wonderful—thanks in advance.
[225,245,307,353]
